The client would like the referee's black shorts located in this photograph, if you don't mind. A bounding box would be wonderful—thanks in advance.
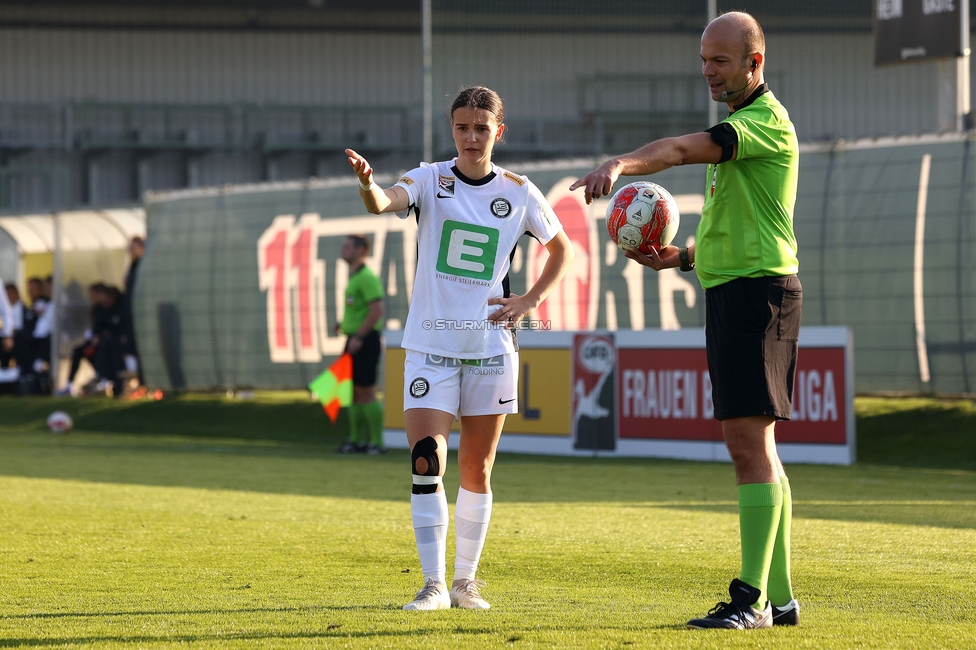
[705,275,802,421]
[349,330,382,387]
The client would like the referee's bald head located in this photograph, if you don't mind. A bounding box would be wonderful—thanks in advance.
[706,11,765,63]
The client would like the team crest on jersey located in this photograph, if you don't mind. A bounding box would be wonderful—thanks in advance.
[398,176,414,186]
[503,171,525,186]
[409,377,430,398]
[490,198,512,218]
[437,175,455,198]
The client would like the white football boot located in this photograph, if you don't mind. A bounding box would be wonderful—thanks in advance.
[450,579,491,610]
[402,578,451,611]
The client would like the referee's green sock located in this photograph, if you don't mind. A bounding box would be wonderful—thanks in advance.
[364,400,385,448]
[766,475,795,606]
[348,403,366,445]
[737,482,783,610]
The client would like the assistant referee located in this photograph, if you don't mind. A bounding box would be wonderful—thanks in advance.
[334,234,386,455]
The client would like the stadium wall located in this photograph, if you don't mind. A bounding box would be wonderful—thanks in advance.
[0,27,954,141]
[135,135,976,396]
[1,24,966,210]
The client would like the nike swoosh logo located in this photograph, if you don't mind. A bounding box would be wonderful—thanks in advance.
[436,193,453,199]
[498,398,516,404]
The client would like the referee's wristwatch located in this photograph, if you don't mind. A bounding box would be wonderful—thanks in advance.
[678,247,695,272]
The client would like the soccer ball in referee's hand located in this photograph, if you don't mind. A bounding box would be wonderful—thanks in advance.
[605,181,680,255]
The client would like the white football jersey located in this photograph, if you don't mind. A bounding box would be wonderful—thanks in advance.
[395,159,563,359]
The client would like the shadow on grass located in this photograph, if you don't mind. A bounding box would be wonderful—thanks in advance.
[856,397,976,472]
[0,629,479,648]
[0,605,383,620]
[0,394,350,445]
[0,609,595,647]
[2,395,975,531]
[0,625,686,648]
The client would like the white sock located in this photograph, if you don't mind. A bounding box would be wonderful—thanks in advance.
[411,491,448,584]
[453,487,492,582]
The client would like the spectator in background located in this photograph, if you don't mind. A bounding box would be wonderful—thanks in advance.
[27,277,52,374]
[333,234,386,455]
[93,285,125,397]
[121,236,144,386]
[23,278,42,341]
[5,283,34,374]
[4,284,25,340]
[0,278,13,367]
[57,283,107,396]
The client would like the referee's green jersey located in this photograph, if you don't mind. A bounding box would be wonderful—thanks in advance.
[341,265,384,336]
[697,90,799,290]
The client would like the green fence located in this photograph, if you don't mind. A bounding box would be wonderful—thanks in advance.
[135,136,976,396]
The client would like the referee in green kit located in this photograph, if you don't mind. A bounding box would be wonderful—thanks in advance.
[571,11,801,631]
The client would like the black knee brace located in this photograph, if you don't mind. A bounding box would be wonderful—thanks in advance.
[411,436,441,495]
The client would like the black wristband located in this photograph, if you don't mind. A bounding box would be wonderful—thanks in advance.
[678,247,695,272]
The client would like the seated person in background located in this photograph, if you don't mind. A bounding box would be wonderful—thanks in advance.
[6,281,36,374]
[92,285,126,397]
[22,277,50,375]
[3,284,25,366]
[0,279,14,371]
[57,283,108,396]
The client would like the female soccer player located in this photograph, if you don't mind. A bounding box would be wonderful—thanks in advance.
[346,86,573,611]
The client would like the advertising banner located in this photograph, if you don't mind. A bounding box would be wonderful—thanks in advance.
[138,141,976,398]
[618,344,848,446]
[383,332,572,437]
[571,332,617,452]
[382,327,854,465]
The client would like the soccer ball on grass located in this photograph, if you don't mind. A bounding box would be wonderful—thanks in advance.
[46,410,73,434]
[605,181,680,255]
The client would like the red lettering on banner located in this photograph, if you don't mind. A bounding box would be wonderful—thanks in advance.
[617,347,847,444]
[535,183,592,331]
[257,216,295,363]
[291,227,314,349]
[259,214,333,363]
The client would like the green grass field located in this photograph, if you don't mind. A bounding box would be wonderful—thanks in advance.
[1,394,974,649]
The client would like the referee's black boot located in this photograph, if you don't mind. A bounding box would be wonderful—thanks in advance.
[771,599,800,626]
[686,579,772,629]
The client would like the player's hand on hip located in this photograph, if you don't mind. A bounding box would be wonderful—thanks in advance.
[487,295,533,328]
[346,336,363,355]
[345,149,374,185]
[569,159,621,204]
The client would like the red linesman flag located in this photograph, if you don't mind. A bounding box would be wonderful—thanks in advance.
[308,353,353,423]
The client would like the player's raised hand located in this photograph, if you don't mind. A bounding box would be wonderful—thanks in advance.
[345,149,374,185]
[569,158,622,204]
[624,244,680,271]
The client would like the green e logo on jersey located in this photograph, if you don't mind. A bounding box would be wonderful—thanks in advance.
[436,220,499,281]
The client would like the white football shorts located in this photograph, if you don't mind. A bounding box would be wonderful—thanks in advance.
[403,349,519,418]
